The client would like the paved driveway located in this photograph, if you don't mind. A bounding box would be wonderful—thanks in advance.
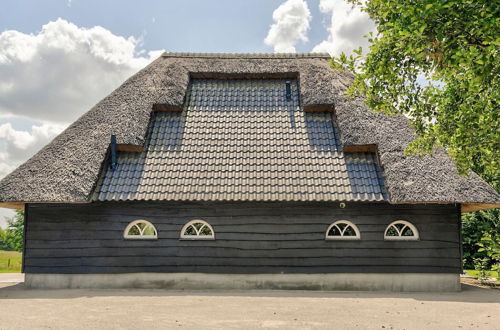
[0,273,23,283]
[0,277,498,330]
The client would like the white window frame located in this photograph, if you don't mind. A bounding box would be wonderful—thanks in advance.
[326,220,361,240]
[384,220,419,240]
[180,220,215,240]
[123,220,158,240]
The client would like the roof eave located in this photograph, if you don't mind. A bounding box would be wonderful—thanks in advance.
[0,201,91,210]
[461,202,500,213]
[3,199,498,213]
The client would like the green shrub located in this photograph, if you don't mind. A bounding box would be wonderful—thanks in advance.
[473,257,490,282]
[462,209,499,270]
[477,233,500,274]
[0,210,24,252]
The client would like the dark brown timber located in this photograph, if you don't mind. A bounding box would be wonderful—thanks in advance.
[24,201,461,275]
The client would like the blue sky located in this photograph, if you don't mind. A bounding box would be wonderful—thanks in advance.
[1,0,331,54]
[0,0,374,226]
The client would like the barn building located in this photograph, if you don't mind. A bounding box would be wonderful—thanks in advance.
[1,53,498,291]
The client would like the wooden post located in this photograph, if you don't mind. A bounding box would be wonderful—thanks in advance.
[457,204,463,274]
[21,203,28,273]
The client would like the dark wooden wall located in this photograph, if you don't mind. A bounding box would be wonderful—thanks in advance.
[24,201,461,274]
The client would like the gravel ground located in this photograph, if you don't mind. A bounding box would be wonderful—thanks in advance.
[0,280,499,330]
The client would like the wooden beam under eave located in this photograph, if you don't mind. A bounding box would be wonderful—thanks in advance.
[343,144,378,153]
[190,72,299,80]
[0,201,92,210]
[0,201,25,210]
[117,144,144,152]
[461,203,500,213]
[152,104,183,112]
[303,104,335,112]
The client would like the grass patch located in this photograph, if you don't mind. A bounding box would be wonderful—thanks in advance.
[0,250,22,273]
[464,269,499,281]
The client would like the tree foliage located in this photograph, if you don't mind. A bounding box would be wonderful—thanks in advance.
[462,209,499,270]
[332,0,499,188]
[331,1,499,271]
[0,227,6,248]
[0,210,24,252]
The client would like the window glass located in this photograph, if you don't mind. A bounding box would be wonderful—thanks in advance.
[181,220,215,240]
[326,221,360,240]
[384,221,419,240]
[124,220,157,240]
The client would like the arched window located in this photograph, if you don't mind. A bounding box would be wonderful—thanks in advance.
[180,220,215,240]
[124,220,158,239]
[326,220,360,240]
[384,220,419,240]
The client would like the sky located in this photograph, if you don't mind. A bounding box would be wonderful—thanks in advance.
[0,0,374,227]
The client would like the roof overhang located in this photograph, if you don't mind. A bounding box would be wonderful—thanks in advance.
[2,201,498,213]
[461,203,500,213]
[0,201,24,210]
[388,201,499,213]
[0,201,91,210]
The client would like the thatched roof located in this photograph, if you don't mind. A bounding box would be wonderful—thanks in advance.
[0,52,498,212]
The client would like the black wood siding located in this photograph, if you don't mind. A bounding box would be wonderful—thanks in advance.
[24,201,461,274]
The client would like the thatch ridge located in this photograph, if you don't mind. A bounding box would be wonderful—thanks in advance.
[162,52,331,59]
[0,53,498,210]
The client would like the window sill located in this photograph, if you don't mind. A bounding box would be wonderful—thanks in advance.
[384,238,420,241]
[179,237,216,241]
[123,237,158,241]
[325,237,361,241]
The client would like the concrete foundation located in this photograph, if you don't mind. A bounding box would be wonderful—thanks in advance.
[24,273,461,292]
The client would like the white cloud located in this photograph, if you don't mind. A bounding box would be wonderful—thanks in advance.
[0,18,162,124]
[0,122,65,177]
[312,0,376,56]
[264,0,312,52]
[0,18,162,220]
[0,121,57,220]
[0,208,15,229]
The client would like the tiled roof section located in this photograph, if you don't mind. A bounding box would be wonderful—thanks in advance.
[95,79,387,202]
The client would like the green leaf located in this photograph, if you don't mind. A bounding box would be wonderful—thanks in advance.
[332,0,499,196]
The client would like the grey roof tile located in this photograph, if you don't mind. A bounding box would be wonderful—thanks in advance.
[95,79,387,202]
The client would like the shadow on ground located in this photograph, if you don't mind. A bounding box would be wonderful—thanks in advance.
[1,282,498,304]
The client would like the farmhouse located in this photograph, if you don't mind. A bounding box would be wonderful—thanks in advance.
[1,53,498,291]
